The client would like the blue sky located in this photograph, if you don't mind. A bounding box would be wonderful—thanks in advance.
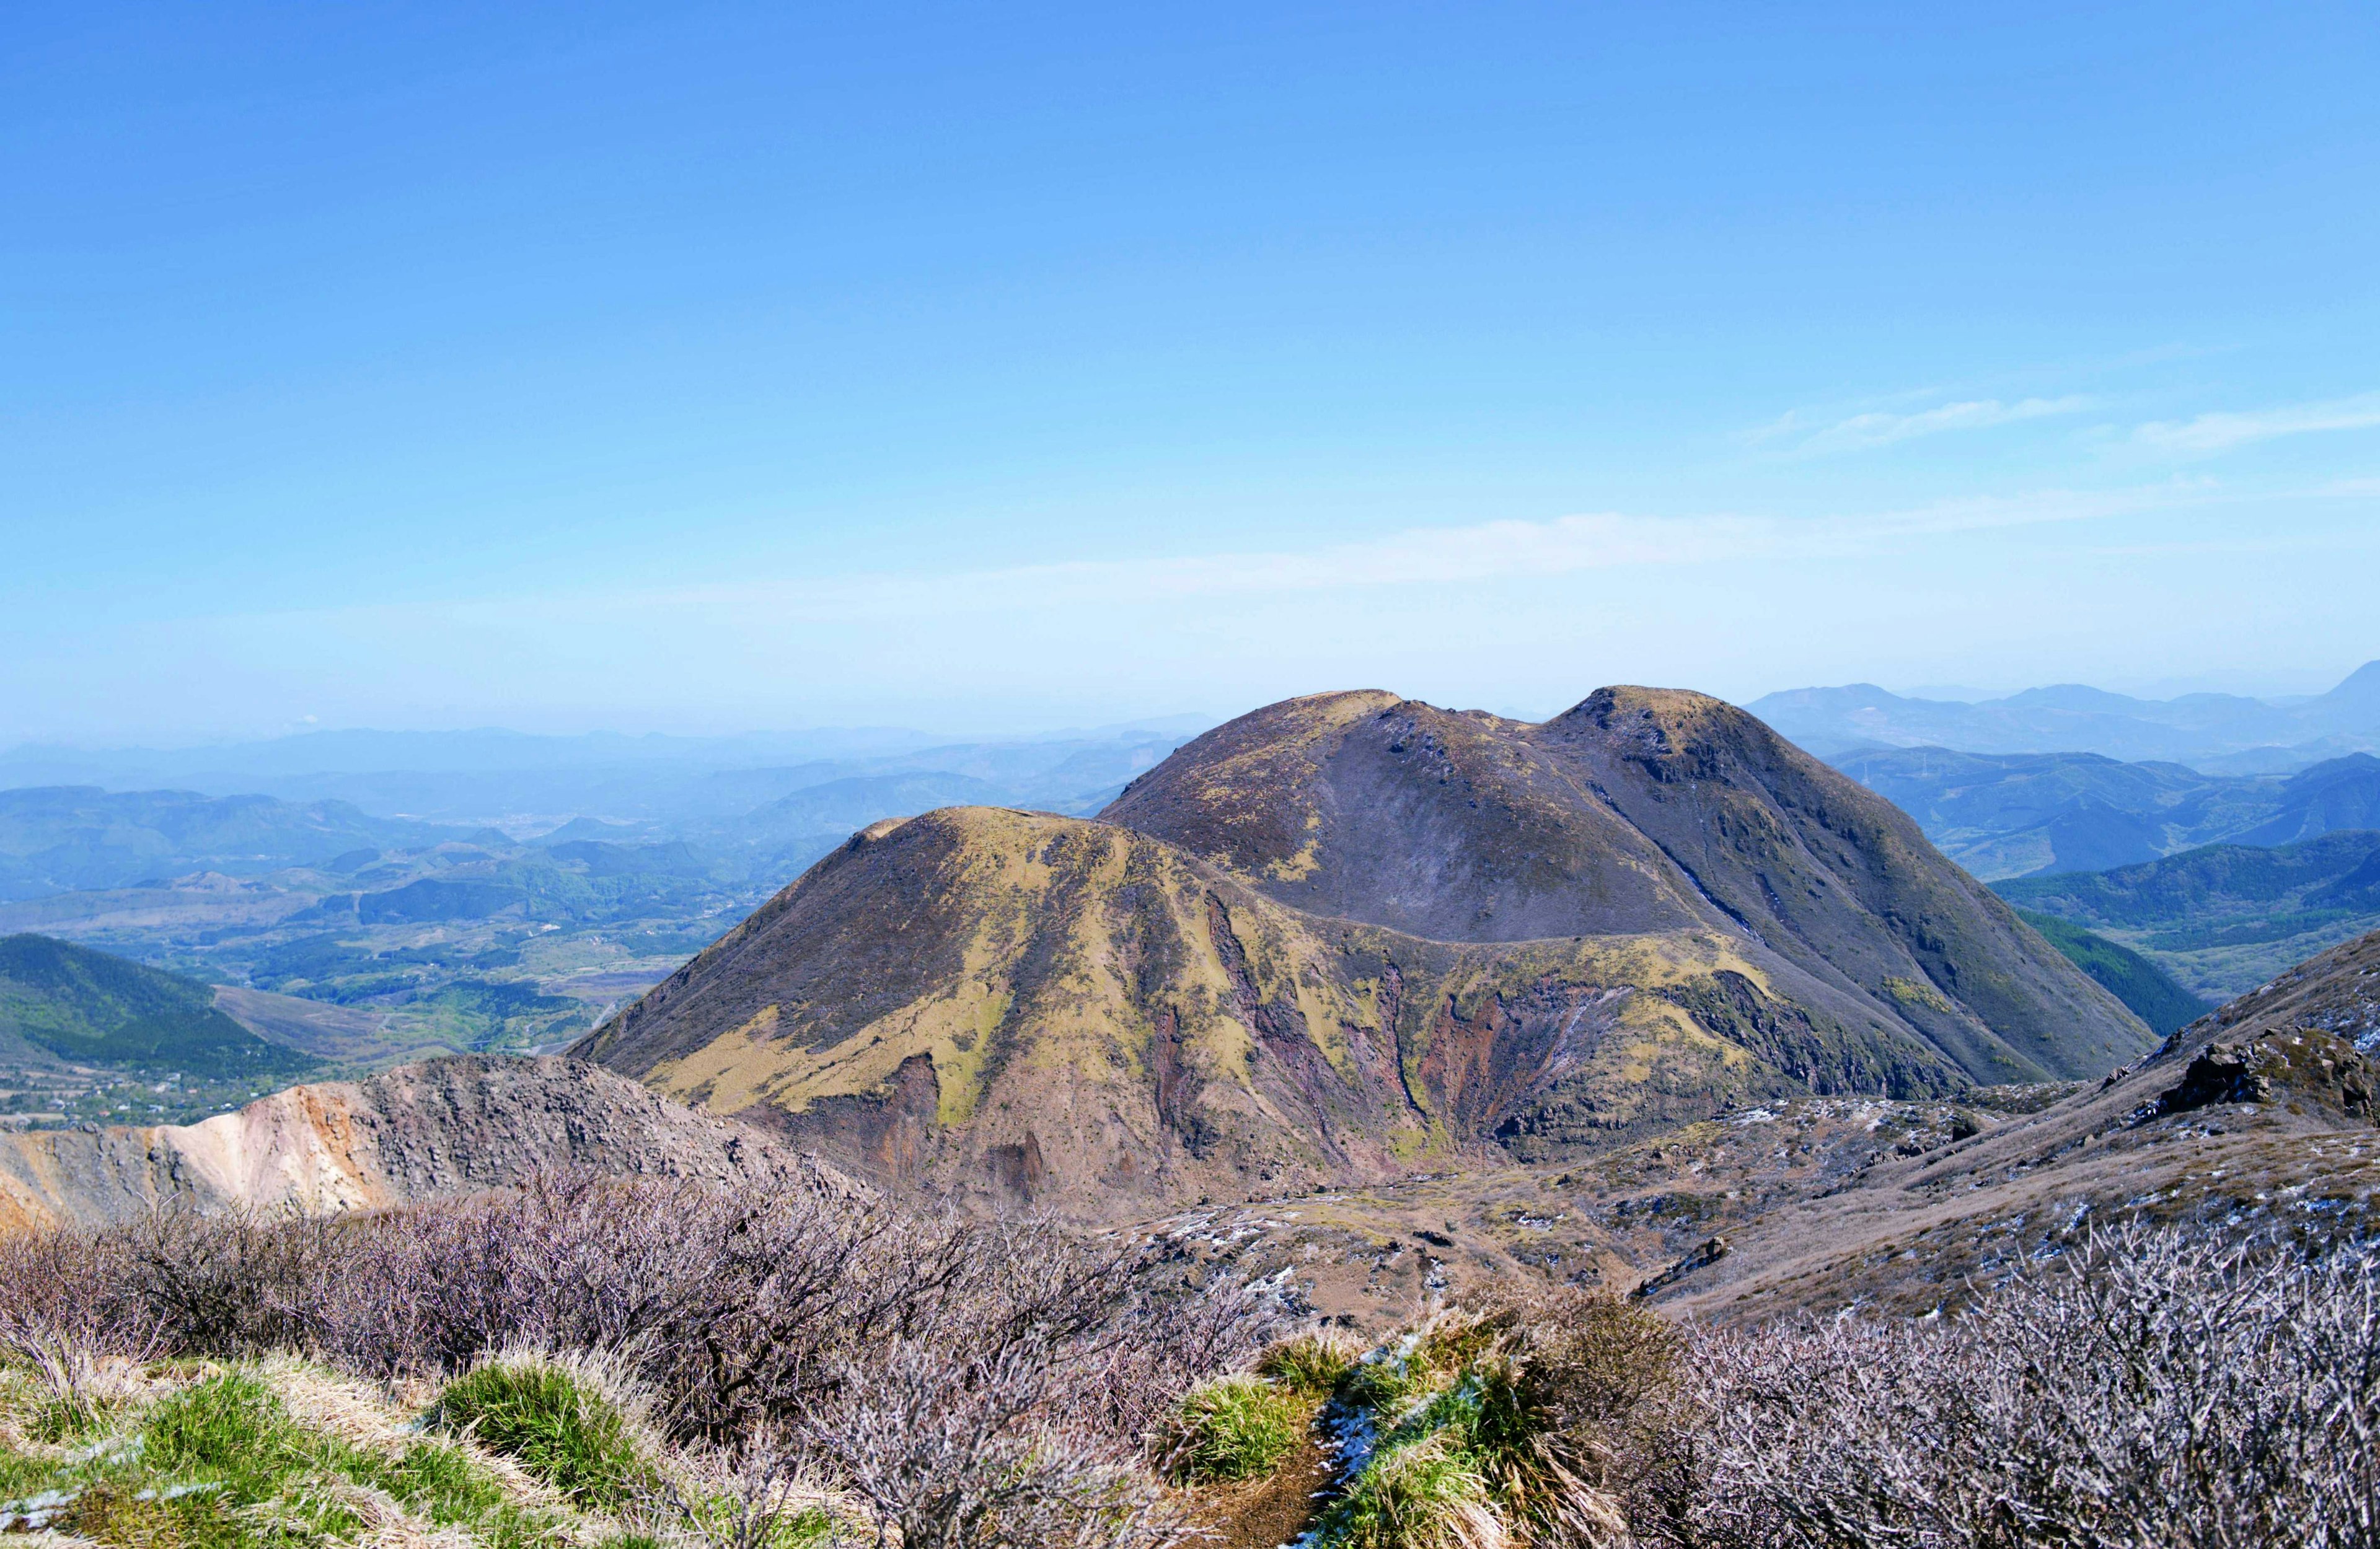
[6,1,2378,742]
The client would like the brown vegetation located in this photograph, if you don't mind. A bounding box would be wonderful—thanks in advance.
[1,1178,2373,1547]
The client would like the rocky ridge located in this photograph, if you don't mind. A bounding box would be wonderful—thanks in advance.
[0,1055,850,1231]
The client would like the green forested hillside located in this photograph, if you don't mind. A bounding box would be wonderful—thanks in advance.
[0,933,318,1078]
[1995,831,2380,999]
[2013,910,2210,1034]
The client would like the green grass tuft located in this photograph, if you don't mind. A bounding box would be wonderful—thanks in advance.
[1254,1332,1361,1398]
[1162,1374,1313,1483]
[430,1358,656,1509]
[1318,1432,1501,1549]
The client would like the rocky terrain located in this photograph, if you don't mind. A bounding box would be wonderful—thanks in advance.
[1140,927,2379,1330]
[576,686,2147,1215]
[0,1054,848,1231]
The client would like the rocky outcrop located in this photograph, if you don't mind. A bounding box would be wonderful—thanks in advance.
[0,1055,850,1232]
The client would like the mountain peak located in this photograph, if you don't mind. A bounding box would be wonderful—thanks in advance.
[2322,659,2380,707]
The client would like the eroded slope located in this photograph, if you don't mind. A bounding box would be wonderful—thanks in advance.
[578,805,1972,1214]
[0,1054,845,1231]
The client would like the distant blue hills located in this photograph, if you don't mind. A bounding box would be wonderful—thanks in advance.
[1749,660,2380,772]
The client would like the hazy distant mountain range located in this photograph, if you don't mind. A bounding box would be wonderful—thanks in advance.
[0,718,1210,832]
[1750,660,2380,771]
[1826,748,2380,880]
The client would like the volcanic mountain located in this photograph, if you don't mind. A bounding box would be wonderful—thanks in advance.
[577,687,2148,1215]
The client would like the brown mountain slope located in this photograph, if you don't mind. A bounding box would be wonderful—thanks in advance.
[1104,687,2145,1084]
[0,1055,850,1232]
[1646,926,2380,1318]
[1120,931,2379,1334]
[580,807,1995,1215]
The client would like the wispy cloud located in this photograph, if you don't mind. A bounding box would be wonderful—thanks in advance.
[642,481,2200,619]
[1755,395,2095,456]
[2133,393,2380,455]
[158,480,2217,645]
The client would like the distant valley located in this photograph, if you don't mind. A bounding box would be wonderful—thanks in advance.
[0,723,1199,1120]
[1998,830,2380,1001]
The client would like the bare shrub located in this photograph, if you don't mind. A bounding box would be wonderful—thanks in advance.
[0,1227,159,1433]
[1640,1224,2380,1548]
[799,1336,1200,1549]
[0,1170,1276,1545]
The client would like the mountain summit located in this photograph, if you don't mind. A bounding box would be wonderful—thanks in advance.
[578,687,2148,1215]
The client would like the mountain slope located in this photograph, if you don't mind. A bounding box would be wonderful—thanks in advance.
[0,933,319,1079]
[2230,753,2380,845]
[1649,927,2380,1320]
[578,803,1972,1213]
[1105,687,2144,1084]
[2012,910,2210,1034]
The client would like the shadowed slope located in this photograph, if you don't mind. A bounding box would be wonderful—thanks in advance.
[1108,687,2146,1085]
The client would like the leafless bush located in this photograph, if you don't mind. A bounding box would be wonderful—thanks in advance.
[799,1337,1199,1549]
[1636,1224,2380,1548]
[0,1228,159,1429]
[0,1170,1276,1542]
[650,1429,853,1549]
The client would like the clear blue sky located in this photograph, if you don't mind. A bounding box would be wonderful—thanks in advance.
[6,2,2378,742]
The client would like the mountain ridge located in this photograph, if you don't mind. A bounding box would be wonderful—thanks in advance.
[576,686,2147,1214]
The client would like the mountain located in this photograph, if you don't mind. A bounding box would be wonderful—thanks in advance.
[1103,688,2139,1079]
[0,786,454,902]
[0,1054,852,1232]
[1749,660,2380,769]
[1995,830,2380,999]
[0,934,318,1079]
[1826,748,2378,880]
[576,687,2148,1216]
[2228,753,2380,845]
[2011,910,2210,1035]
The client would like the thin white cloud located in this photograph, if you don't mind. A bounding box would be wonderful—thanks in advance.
[642,481,2200,620]
[1756,395,2095,455]
[2133,393,2380,454]
[123,479,2218,642]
